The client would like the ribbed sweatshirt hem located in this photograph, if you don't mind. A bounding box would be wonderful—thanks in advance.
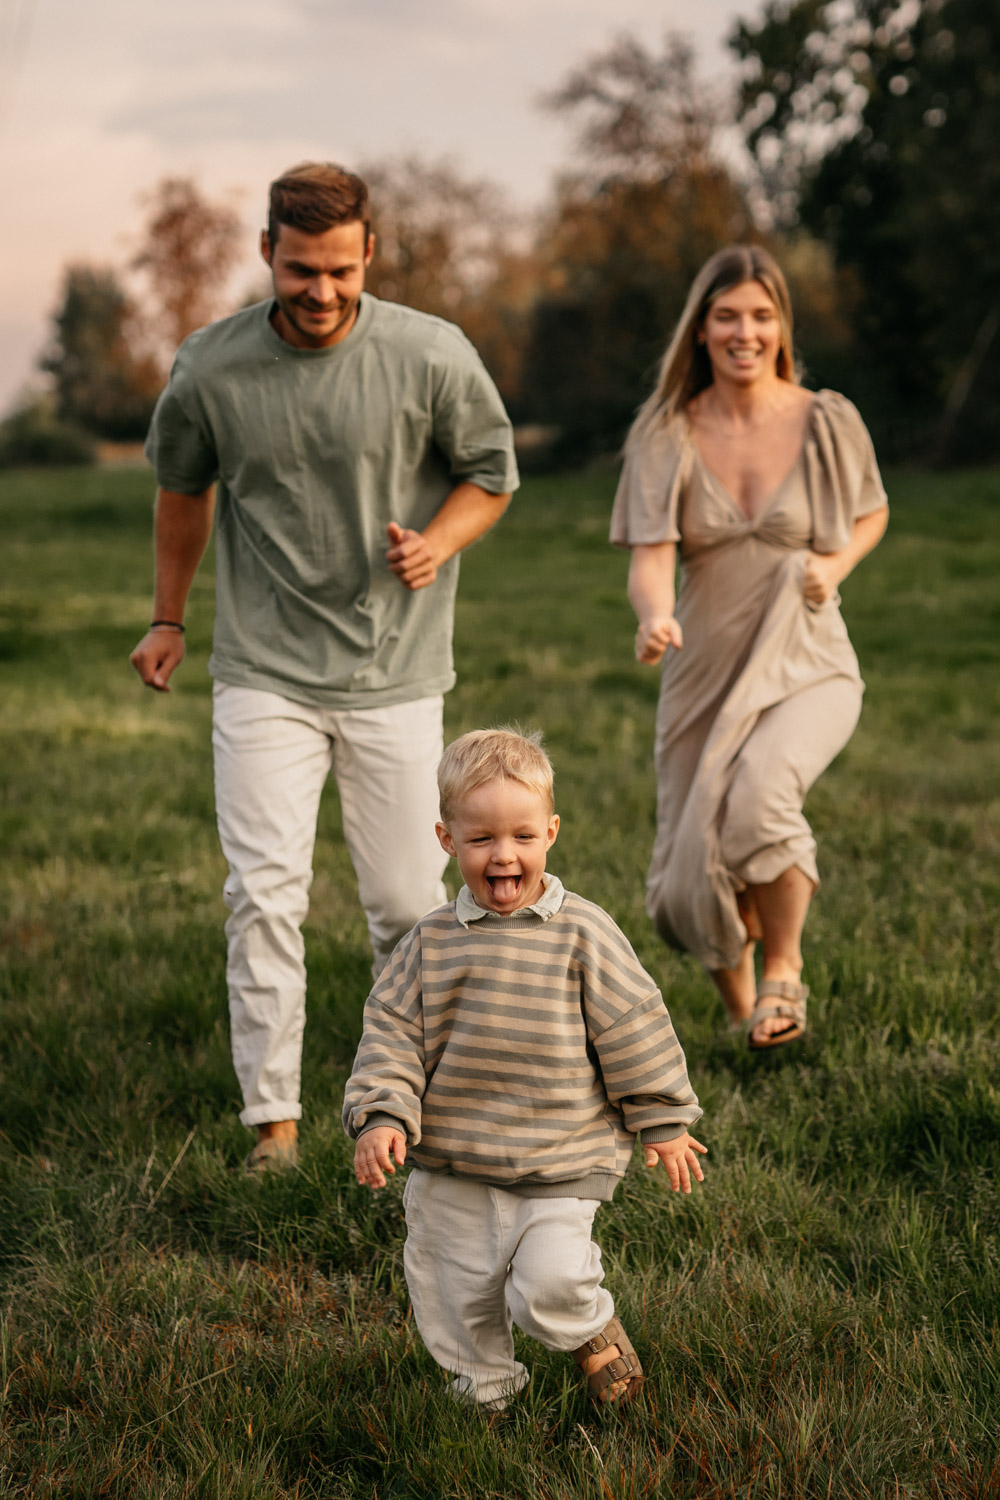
[411,1165,622,1202]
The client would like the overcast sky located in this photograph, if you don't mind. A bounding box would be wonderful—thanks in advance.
[0,0,749,414]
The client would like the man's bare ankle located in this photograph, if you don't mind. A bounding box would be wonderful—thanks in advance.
[256,1120,298,1144]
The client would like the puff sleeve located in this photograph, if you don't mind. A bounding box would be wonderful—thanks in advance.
[804,390,888,554]
[610,417,690,548]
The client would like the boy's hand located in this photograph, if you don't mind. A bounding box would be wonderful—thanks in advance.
[355,1127,407,1190]
[644,1132,708,1193]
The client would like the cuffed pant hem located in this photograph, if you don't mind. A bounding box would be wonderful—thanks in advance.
[447,1369,530,1410]
[238,1102,304,1129]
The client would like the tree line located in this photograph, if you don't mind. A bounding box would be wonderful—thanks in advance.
[3,0,995,469]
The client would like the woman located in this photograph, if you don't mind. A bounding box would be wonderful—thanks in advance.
[611,246,888,1047]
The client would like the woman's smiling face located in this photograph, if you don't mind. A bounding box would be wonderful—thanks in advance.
[700,279,783,389]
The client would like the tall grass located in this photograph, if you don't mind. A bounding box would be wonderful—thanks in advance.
[1,462,998,1497]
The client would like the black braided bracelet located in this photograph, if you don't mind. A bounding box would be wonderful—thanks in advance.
[150,620,185,632]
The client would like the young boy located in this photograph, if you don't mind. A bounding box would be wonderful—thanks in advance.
[343,729,706,1408]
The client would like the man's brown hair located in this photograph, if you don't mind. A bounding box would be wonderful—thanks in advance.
[267,162,370,246]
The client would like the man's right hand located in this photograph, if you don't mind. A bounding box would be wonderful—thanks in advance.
[129,627,186,692]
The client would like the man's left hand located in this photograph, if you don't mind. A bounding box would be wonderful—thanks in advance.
[387,521,438,590]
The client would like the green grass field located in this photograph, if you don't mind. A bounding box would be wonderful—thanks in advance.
[1,461,999,1499]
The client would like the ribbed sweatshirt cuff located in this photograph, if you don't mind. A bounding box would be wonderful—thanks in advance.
[356,1113,408,1139]
[639,1123,688,1145]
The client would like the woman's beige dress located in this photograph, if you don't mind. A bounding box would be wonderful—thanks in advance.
[610,390,887,971]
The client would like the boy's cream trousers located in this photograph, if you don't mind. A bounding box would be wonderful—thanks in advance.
[402,1169,615,1408]
[212,683,448,1127]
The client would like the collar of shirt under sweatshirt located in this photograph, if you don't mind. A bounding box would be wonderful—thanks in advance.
[455,873,565,928]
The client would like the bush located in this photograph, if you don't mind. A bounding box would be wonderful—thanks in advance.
[0,397,97,468]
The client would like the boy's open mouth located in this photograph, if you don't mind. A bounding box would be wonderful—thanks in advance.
[487,874,522,903]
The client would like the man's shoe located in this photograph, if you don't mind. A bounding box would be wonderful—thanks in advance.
[244,1137,299,1174]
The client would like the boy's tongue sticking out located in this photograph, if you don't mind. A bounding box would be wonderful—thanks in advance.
[488,874,522,905]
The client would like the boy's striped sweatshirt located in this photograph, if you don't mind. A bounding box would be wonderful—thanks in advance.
[343,878,702,1201]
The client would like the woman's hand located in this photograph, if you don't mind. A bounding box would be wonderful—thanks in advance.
[803,552,843,607]
[636,615,683,665]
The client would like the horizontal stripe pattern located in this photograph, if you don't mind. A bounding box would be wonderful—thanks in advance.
[343,891,702,1194]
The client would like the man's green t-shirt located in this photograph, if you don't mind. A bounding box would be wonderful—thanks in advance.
[145,294,519,708]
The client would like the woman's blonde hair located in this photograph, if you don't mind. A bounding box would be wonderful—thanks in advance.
[438,728,554,822]
[626,245,798,450]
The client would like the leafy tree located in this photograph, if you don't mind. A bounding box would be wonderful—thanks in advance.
[41,266,162,442]
[0,394,95,468]
[131,176,243,354]
[542,31,725,186]
[522,34,751,456]
[731,0,1000,459]
[363,155,536,410]
[364,157,508,316]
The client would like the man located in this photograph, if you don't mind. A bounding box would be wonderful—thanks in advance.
[130,162,518,1171]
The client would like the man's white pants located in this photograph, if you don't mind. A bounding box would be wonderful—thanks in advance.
[402,1170,615,1408]
[212,683,448,1127]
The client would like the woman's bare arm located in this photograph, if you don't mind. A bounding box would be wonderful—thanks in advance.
[627,543,684,664]
[804,504,888,605]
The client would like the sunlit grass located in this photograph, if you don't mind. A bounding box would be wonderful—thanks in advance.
[1,461,998,1497]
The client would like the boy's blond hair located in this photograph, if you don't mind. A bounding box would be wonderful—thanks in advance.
[438,728,554,823]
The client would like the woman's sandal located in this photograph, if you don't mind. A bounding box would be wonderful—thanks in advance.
[572,1315,644,1404]
[746,979,809,1050]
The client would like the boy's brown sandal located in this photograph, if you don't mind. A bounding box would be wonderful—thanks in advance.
[746,979,809,1050]
[572,1316,644,1403]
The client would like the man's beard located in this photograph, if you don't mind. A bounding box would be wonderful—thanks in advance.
[279,293,359,346]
